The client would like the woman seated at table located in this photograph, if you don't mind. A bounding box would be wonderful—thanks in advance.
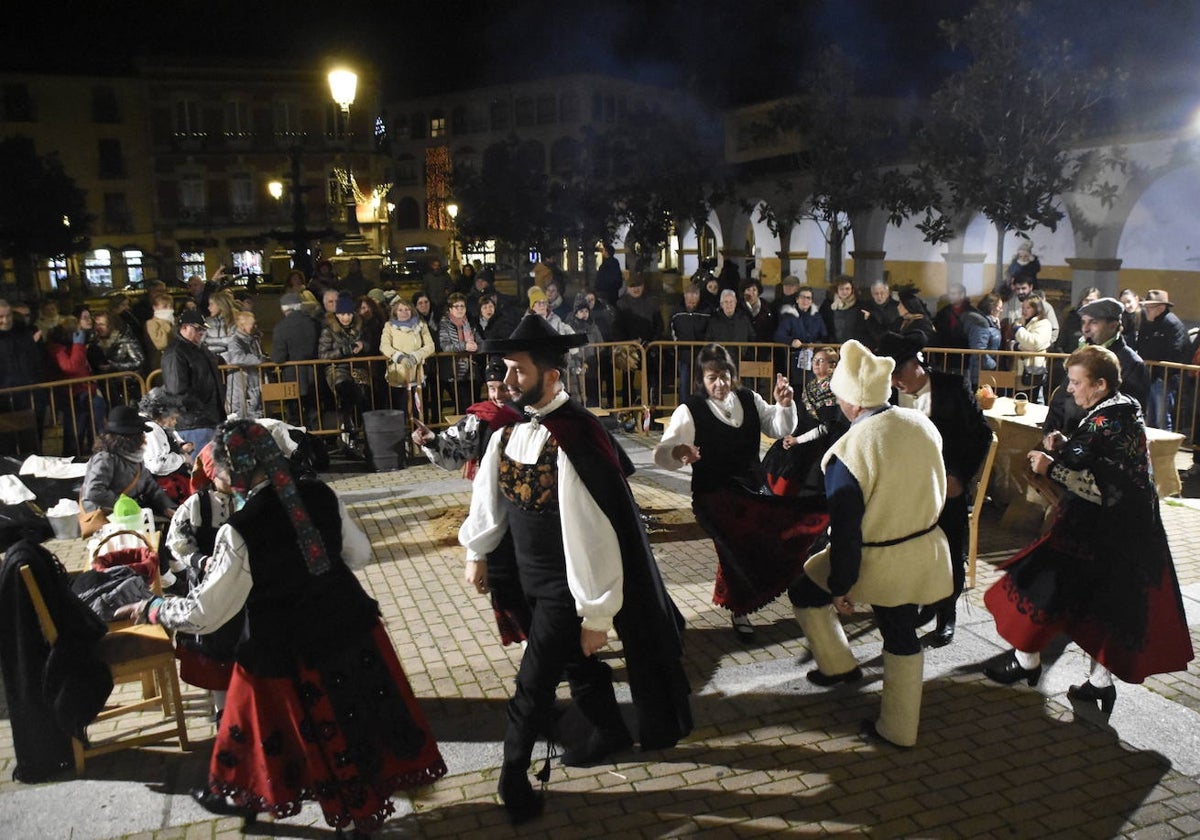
[983,345,1193,712]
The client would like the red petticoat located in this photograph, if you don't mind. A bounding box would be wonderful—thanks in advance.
[985,545,1194,684]
[204,622,446,831]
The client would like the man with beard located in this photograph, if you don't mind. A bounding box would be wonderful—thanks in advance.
[459,313,692,824]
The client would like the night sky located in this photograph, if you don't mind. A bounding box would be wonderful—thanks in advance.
[2,1,1197,111]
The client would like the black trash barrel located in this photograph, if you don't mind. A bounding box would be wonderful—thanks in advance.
[362,409,407,472]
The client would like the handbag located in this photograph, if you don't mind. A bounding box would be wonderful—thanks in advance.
[1020,365,1047,386]
[78,466,141,538]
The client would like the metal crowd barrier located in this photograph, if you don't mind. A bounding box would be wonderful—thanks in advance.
[0,371,148,458]
[3,344,1196,460]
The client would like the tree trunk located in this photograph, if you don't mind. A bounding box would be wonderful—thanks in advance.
[995,224,1006,289]
[828,221,845,279]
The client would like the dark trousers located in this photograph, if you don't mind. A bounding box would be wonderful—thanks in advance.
[790,575,922,656]
[503,594,621,768]
[939,492,969,604]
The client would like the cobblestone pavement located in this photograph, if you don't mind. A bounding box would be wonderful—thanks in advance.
[1,433,1198,839]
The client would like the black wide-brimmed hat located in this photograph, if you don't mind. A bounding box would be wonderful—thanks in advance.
[104,404,153,436]
[875,331,926,365]
[481,312,588,353]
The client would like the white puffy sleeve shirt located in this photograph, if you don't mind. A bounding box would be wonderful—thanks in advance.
[654,389,797,470]
[458,392,623,633]
[156,485,373,634]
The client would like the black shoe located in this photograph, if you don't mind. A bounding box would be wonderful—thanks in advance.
[561,726,633,767]
[1067,681,1117,714]
[806,666,863,687]
[498,769,545,826]
[732,615,755,642]
[922,621,955,649]
[859,719,912,749]
[983,652,1043,686]
[190,788,256,825]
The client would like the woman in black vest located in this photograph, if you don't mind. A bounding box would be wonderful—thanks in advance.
[654,344,827,641]
[117,418,445,836]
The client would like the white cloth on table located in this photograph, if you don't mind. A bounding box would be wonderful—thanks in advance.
[19,455,88,479]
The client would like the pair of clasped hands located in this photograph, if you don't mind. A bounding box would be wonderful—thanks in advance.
[671,373,793,466]
[1028,430,1067,476]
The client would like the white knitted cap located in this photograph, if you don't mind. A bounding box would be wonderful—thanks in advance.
[830,339,894,408]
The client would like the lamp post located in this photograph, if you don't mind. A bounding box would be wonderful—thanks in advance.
[327,68,364,244]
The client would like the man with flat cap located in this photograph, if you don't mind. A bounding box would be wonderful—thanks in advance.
[877,332,992,648]
[1043,296,1149,436]
[459,313,692,823]
[789,339,952,748]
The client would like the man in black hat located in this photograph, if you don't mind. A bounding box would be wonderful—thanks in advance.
[162,309,226,451]
[877,332,992,648]
[459,313,692,824]
[1043,296,1149,436]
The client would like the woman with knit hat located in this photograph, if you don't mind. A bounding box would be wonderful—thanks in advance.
[116,418,446,836]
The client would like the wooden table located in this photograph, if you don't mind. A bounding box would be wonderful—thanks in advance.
[983,396,1183,509]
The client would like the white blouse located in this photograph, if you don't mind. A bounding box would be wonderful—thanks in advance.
[458,390,623,633]
[654,390,797,471]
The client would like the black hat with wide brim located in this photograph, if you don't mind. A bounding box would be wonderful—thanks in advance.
[481,312,588,353]
[104,404,153,435]
[875,331,926,365]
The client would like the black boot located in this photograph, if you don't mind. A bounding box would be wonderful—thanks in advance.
[560,725,633,767]
[922,600,955,648]
[498,763,545,825]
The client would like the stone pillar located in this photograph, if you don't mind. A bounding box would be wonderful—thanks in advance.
[1065,257,1123,300]
[848,250,886,285]
[942,252,988,296]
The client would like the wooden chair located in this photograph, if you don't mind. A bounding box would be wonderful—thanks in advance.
[982,369,1019,394]
[967,432,1000,589]
[18,564,190,775]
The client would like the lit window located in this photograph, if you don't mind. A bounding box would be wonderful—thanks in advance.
[84,249,113,290]
[430,114,446,138]
[123,250,144,286]
[180,251,205,281]
[44,257,68,290]
[231,250,263,276]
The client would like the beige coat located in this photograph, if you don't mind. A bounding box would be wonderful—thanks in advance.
[380,320,434,386]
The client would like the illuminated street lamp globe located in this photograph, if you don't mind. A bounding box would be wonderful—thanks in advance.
[267,180,283,200]
[446,202,459,220]
[327,68,358,113]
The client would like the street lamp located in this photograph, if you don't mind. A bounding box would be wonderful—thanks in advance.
[267,180,283,201]
[327,67,364,243]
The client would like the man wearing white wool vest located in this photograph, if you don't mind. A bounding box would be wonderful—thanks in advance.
[789,339,953,748]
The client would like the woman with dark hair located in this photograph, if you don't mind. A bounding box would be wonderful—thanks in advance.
[896,292,936,347]
[437,292,480,413]
[654,343,828,640]
[116,419,446,836]
[761,345,847,497]
[1012,293,1053,402]
[357,295,388,409]
[984,345,1193,711]
[319,295,369,454]
[79,405,176,518]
